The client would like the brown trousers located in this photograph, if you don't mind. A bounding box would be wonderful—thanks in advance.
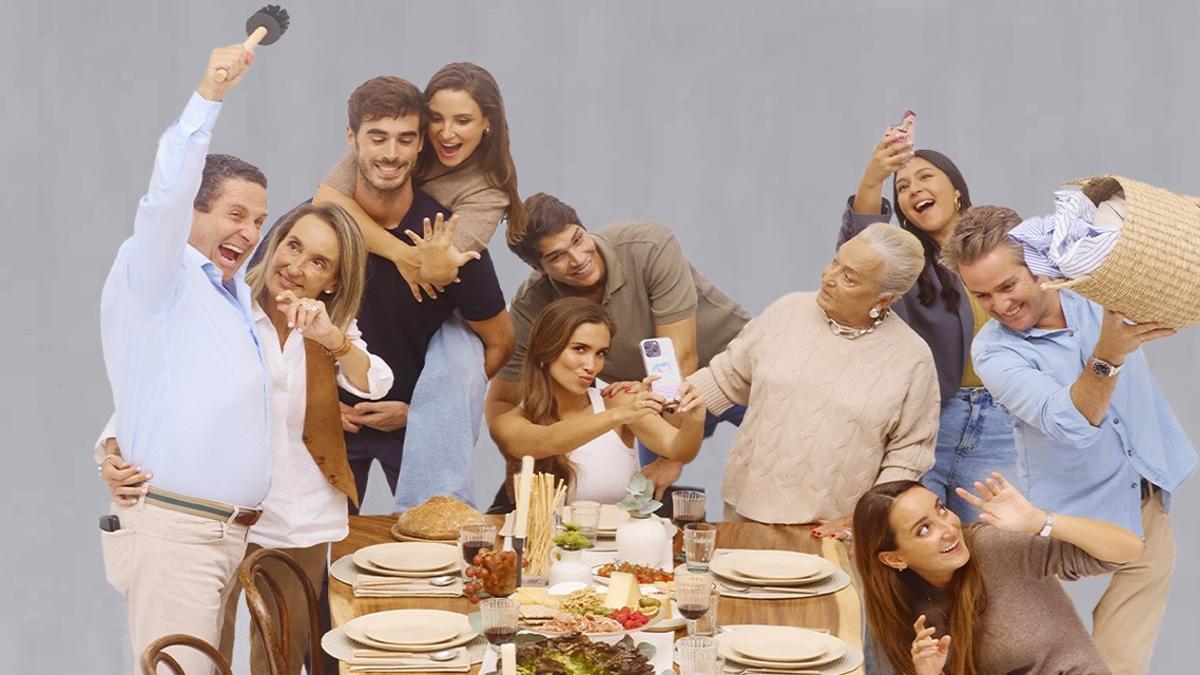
[1092,491,1175,675]
[218,542,330,675]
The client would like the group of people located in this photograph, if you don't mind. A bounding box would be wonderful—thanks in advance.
[95,43,1194,675]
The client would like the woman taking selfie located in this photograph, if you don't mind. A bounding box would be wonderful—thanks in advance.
[489,297,707,504]
[100,203,392,675]
[853,473,1142,675]
[688,224,939,527]
[840,128,1019,522]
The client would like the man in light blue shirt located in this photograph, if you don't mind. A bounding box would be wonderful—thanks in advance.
[99,44,271,673]
[940,204,1194,675]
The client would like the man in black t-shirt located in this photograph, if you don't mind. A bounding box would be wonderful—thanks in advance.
[329,77,513,506]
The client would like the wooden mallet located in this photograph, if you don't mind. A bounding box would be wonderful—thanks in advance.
[214,4,290,82]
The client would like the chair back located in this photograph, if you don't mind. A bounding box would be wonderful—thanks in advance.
[239,547,323,675]
[139,634,232,675]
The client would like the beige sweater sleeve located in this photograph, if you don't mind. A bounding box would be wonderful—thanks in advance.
[876,351,940,484]
[319,153,507,253]
[688,295,784,416]
[322,152,357,196]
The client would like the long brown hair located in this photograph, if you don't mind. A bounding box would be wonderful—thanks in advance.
[507,297,616,495]
[852,481,986,675]
[246,202,367,331]
[420,63,527,246]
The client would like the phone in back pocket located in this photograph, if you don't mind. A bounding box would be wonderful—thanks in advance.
[639,337,683,405]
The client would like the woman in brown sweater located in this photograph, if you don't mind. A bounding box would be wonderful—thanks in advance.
[853,473,1143,675]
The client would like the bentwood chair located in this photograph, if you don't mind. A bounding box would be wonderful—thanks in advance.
[239,547,324,675]
[139,633,232,675]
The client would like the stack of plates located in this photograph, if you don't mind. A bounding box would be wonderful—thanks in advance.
[343,609,477,652]
[351,542,462,578]
[710,550,836,589]
[718,626,849,672]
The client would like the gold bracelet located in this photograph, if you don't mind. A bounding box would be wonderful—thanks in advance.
[324,332,352,359]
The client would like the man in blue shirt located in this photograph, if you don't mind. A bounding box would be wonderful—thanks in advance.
[940,204,1194,675]
[99,44,271,673]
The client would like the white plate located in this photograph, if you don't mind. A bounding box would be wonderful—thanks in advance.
[344,610,475,652]
[730,550,826,581]
[364,618,461,646]
[718,627,847,668]
[710,551,836,587]
[359,542,460,573]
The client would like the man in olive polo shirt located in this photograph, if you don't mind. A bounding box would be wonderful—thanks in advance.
[485,192,750,496]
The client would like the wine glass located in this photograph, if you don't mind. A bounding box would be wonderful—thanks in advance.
[459,523,497,566]
[675,573,715,637]
[479,597,519,657]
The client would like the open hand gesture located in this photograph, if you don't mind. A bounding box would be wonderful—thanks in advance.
[911,615,951,675]
[406,213,482,289]
[955,472,1044,533]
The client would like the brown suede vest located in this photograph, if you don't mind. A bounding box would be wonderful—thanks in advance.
[303,340,359,508]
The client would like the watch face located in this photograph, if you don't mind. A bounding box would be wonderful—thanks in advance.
[1091,359,1115,377]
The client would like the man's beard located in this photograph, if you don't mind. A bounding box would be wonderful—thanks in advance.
[356,155,411,198]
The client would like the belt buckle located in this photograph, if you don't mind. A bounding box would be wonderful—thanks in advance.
[232,508,262,527]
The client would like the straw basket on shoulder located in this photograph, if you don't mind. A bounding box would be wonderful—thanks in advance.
[1040,175,1200,328]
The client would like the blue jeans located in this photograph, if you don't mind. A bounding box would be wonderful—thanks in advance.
[636,404,746,467]
[922,387,1022,522]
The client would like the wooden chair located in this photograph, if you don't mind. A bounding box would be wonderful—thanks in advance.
[239,547,323,675]
[139,634,232,674]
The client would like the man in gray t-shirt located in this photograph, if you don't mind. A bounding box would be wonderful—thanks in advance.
[487,192,750,496]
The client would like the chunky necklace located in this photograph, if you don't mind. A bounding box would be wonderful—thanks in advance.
[824,309,887,340]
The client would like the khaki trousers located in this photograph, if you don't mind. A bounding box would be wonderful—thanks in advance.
[218,542,330,675]
[100,500,249,675]
[1092,491,1175,675]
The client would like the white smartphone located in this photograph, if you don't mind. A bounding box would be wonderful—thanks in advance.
[639,337,683,406]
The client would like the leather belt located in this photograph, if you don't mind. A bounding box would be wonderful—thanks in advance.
[145,486,262,527]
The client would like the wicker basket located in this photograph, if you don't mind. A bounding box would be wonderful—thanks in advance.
[1040,175,1200,328]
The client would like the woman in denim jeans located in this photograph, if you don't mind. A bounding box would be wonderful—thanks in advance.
[838,132,1022,525]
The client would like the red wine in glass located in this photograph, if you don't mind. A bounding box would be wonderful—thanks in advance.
[462,541,494,565]
[485,627,518,645]
[677,604,709,620]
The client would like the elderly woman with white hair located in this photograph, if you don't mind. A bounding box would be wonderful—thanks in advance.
[687,223,940,529]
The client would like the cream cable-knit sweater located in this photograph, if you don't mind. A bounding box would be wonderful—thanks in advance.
[688,292,940,524]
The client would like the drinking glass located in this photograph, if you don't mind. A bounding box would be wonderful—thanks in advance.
[480,597,519,656]
[567,500,601,544]
[459,523,497,566]
[683,522,717,572]
[675,573,715,637]
[672,490,706,562]
[675,635,722,674]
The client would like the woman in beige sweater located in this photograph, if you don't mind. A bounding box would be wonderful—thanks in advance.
[687,223,939,527]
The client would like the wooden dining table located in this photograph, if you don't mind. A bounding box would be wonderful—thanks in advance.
[329,514,864,675]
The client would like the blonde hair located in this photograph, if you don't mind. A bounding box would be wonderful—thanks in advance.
[856,222,925,296]
[246,202,367,330]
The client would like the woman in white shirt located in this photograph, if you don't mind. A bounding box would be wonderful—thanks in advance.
[101,202,393,674]
[489,297,706,504]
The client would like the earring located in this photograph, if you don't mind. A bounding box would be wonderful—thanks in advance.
[483,127,491,135]
[323,289,334,295]
[869,307,881,319]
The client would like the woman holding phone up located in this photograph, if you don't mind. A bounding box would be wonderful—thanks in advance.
[488,297,707,504]
[834,119,1021,529]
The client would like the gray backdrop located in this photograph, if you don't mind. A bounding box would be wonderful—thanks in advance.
[3,0,1197,672]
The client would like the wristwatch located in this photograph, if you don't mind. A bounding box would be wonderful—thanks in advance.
[1089,356,1123,378]
[1038,511,1056,538]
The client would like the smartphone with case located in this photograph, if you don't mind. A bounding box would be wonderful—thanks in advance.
[640,337,683,407]
[887,110,916,147]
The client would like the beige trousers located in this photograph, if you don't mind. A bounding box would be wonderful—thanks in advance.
[1092,491,1175,675]
[218,542,329,675]
[100,500,249,675]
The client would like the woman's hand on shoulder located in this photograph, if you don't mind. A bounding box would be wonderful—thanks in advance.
[954,472,1045,534]
[911,615,951,675]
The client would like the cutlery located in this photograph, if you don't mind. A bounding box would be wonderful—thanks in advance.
[714,580,819,596]
[352,647,462,660]
[360,574,459,587]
